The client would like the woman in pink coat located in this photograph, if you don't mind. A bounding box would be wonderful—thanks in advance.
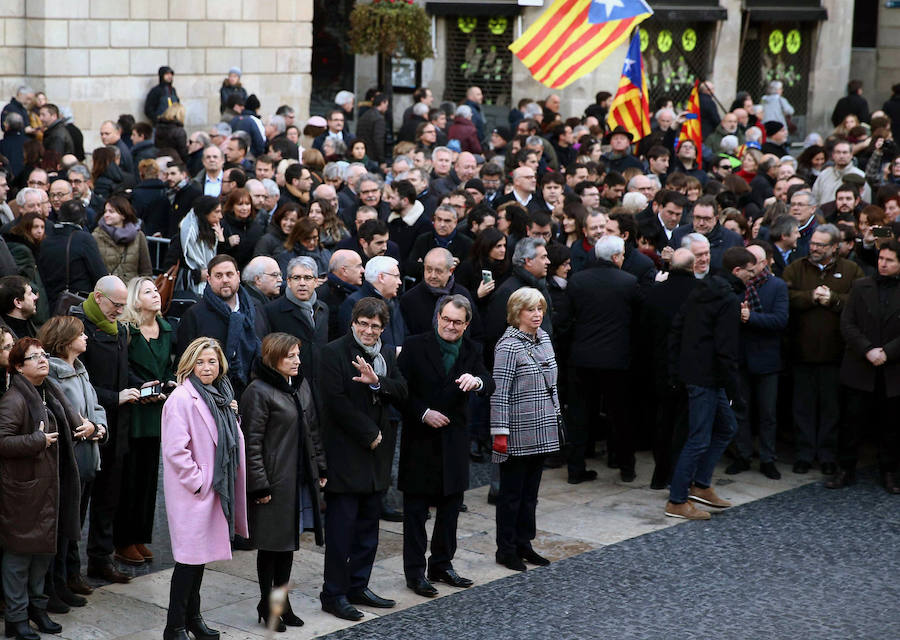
[161,337,248,640]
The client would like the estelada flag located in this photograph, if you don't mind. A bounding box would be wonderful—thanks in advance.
[678,80,703,159]
[510,0,653,90]
[606,27,652,142]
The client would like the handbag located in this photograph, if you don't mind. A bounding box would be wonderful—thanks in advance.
[52,234,87,316]
[154,260,180,315]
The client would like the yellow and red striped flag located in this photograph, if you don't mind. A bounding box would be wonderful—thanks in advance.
[678,80,703,159]
[510,0,653,90]
[606,27,651,142]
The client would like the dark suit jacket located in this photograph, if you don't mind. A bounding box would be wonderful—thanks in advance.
[670,223,744,272]
[398,280,481,340]
[404,232,473,283]
[840,277,900,396]
[319,333,407,494]
[397,332,493,496]
[263,296,330,382]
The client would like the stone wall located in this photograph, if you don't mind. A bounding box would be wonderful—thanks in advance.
[0,0,313,151]
[875,3,900,108]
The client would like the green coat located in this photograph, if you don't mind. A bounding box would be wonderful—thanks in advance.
[127,318,175,438]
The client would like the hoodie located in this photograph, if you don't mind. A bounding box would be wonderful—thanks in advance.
[144,65,179,123]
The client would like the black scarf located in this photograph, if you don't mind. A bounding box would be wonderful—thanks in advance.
[201,285,261,386]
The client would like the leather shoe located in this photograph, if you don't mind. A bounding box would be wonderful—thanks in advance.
[883,471,900,495]
[87,561,131,584]
[821,462,837,476]
[428,568,473,588]
[469,440,485,463]
[27,608,61,634]
[824,469,856,489]
[619,468,636,483]
[55,581,87,607]
[67,575,94,595]
[380,506,403,523]
[45,592,69,614]
[4,620,39,640]
[725,457,750,475]
[320,595,364,621]
[495,552,526,572]
[406,577,439,597]
[567,469,598,484]
[186,616,219,640]
[486,491,498,505]
[162,627,191,640]
[347,588,396,608]
[135,543,154,561]
[792,460,811,474]
[115,545,146,566]
[519,548,550,566]
[458,503,468,513]
[759,461,782,480]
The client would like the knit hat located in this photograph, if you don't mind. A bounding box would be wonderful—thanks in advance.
[492,126,513,142]
[229,67,242,77]
[764,121,785,137]
[465,178,485,194]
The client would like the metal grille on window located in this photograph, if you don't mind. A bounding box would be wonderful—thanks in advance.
[640,21,713,112]
[445,15,514,107]
[737,23,812,118]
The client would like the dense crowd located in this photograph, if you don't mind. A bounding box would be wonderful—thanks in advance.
[0,67,899,639]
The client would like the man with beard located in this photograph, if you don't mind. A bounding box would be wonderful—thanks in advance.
[813,141,871,204]
[387,179,431,259]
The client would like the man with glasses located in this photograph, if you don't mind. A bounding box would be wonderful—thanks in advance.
[318,296,407,621]
[71,275,141,584]
[265,256,329,381]
[339,255,406,353]
[782,224,864,475]
[313,109,355,153]
[494,166,545,215]
[405,204,473,284]
[26,168,50,193]
[788,189,819,259]
[670,195,744,272]
[712,156,736,181]
[241,255,282,314]
[397,294,493,598]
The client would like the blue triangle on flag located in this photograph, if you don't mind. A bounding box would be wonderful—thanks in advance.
[588,0,652,24]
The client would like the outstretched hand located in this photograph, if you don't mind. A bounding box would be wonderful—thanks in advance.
[351,356,379,385]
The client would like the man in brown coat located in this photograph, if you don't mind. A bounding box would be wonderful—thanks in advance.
[783,223,864,475]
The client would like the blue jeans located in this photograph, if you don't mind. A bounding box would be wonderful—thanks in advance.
[669,385,738,504]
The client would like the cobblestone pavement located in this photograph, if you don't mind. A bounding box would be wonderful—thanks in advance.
[52,451,897,639]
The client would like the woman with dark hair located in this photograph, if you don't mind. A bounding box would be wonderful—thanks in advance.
[40,316,109,604]
[414,122,437,152]
[90,147,126,203]
[495,203,529,255]
[254,203,300,258]
[11,139,44,192]
[161,337,247,640]
[0,337,95,639]
[722,210,751,244]
[275,217,332,277]
[180,196,223,295]
[92,195,152,282]
[221,188,265,270]
[454,227,511,315]
[558,201,586,247]
[301,149,326,184]
[307,198,349,250]
[4,211,50,323]
[346,139,379,173]
[797,144,827,182]
[240,332,326,630]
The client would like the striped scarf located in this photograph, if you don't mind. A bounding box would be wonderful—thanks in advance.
[744,268,771,312]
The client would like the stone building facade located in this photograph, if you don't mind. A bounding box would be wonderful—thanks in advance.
[0,0,313,150]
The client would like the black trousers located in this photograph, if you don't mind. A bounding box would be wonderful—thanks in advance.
[321,492,381,601]
[66,477,92,579]
[402,492,463,581]
[651,384,689,487]
[496,454,544,557]
[841,377,900,472]
[792,363,841,463]
[256,550,293,599]
[114,437,160,547]
[567,367,633,475]
[87,454,123,563]
[167,563,204,629]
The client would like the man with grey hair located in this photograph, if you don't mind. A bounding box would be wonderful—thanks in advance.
[1,112,25,178]
[14,187,43,218]
[265,255,329,378]
[339,255,406,352]
[400,247,479,336]
[750,153,780,208]
[782,223,864,475]
[264,114,286,142]
[486,237,552,347]
[334,90,355,120]
[1,86,34,135]
[448,105,483,154]
[398,101,431,143]
[338,162,369,219]
[242,255,282,309]
[561,233,641,483]
[788,189,819,258]
[432,151,477,199]
[682,232,712,279]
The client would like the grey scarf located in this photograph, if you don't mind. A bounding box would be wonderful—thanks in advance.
[425,275,455,297]
[189,374,240,538]
[286,287,317,329]
[351,326,387,377]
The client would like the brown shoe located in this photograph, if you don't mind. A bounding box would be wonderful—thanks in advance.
[688,485,732,508]
[114,545,145,566]
[665,501,711,520]
[134,543,154,561]
[87,561,131,584]
[67,574,94,595]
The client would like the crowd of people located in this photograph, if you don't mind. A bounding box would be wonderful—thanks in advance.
[0,67,899,639]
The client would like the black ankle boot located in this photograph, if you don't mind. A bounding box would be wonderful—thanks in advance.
[186,615,219,640]
[27,607,62,633]
[5,620,39,640]
[280,598,304,627]
[162,627,190,640]
[255,600,286,632]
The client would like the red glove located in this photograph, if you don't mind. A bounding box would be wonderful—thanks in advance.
[492,435,508,454]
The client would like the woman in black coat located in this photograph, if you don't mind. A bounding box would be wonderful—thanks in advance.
[396,295,494,597]
[318,297,407,621]
[240,333,326,631]
[90,147,126,205]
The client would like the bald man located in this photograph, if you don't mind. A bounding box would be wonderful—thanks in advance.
[317,249,365,341]
[71,275,143,582]
[399,247,480,336]
[242,255,283,311]
[432,151,478,199]
[639,247,701,489]
[493,166,546,214]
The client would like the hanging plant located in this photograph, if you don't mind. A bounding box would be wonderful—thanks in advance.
[348,0,434,62]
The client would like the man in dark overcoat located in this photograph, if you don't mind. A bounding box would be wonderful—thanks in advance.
[397,294,494,598]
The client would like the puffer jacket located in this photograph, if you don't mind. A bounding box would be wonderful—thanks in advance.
[92,225,153,284]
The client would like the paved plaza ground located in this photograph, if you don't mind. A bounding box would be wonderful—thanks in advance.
[51,450,899,639]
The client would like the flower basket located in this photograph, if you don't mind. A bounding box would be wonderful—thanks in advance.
[348,0,434,61]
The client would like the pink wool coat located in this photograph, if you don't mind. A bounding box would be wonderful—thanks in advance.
[162,381,248,565]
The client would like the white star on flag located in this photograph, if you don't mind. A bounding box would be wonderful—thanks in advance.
[593,0,625,19]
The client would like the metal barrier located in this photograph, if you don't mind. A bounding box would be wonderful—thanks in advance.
[146,236,171,274]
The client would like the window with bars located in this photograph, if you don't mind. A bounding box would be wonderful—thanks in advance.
[737,22,813,115]
[639,21,714,112]
[444,15,514,107]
